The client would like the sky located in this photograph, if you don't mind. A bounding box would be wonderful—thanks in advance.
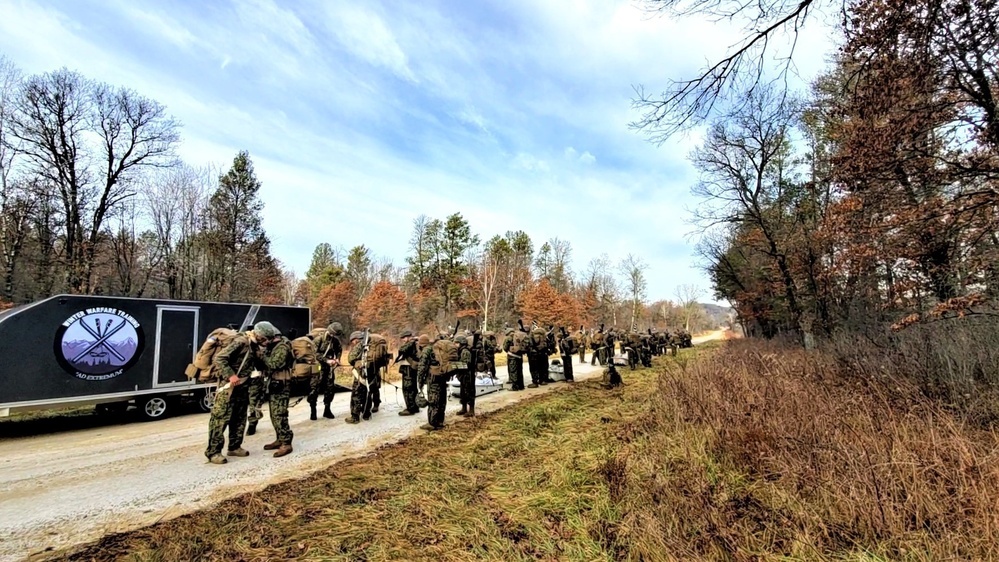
[0,0,836,305]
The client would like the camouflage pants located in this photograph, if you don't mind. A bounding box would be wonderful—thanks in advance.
[527,354,544,385]
[579,347,586,364]
[205,383,250,458]
[349,365,380,420]
[507,354,524,390]
[561,354,574,381]
[640,348,652,368]
[458,371,476,407]
[400,365,419,413]
[485,357,496,377]
[626,347,638,370]
[268,379,293,445]
[247,376,267,425]
[427,374,448,427]
[591,347,603,366]
[308,363,335,406]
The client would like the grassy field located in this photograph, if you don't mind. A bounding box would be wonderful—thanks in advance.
[60,339,999,561]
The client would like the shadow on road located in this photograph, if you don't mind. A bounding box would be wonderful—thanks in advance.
[0,402,206,440]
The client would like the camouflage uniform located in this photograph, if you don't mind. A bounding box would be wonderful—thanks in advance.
[345,335,377,422]
[310,325,343,419]
[260,336,294,450]
[482,332,498,377]
[559,331,577,382]
[396,331,421,415]
[604,330,617,366]
[418,343,447,429]
[576,329,587,364]
[591,330,605,366]
[205,331,262,461]
[456,337,475,416]
[503,329,525,391]
[416,334,430,407]
[245,373,267,435]
[526,328,548,387]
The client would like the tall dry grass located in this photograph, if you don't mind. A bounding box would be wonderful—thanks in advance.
[611,340,999,560]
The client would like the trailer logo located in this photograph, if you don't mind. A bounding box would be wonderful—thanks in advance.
[55,308,145,381]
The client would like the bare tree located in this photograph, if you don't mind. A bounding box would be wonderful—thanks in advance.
[0,56,30,301]
[9,69,179,293]
[632,0,825,141]
[674,283,704,331]
[619,254,648,330]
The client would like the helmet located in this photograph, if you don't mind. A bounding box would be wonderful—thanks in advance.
[400,329,413,339]
[348,330,364,342]
[252,321,280,339]
[417,334,430,347]
[505,328,514,335]
[454,335,468,346]
[327,322,343,335]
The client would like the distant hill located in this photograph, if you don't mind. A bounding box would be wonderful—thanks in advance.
[699,302,734,328]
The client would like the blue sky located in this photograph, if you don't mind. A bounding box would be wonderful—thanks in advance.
[0,0,835,304]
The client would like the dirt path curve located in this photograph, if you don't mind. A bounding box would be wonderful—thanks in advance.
[0,331,725,561]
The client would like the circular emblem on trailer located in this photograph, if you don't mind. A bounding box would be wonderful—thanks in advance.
[54,308,145,381]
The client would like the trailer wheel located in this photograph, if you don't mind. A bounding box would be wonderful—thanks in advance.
[140,395,171,421]
[198,389,215,413]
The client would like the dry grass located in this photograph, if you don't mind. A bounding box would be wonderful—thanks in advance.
[621,340,999,560]
[57,340,999,561]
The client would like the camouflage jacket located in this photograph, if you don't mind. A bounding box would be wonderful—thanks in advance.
[261,336,295,381]
[213,332,261,381]
[397,338,420,367]
[313,330,342,363]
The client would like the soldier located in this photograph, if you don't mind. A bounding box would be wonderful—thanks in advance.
[455,334,475,417]
[526,325,546,388]
[503,328,525,391]
[639,332,653,368]
[259,332,295,457]
[417,334,453,431]
[204,321,276,465]
[558,328,577,382]
[482,331,498,377]
[591,327,605,366]
[625,330,640,370]
[344,331,376,424]
[605,328,618,367]
[416,333,430,407]
[395,329,421,416]
[576,326,587,364]
[310,322,344,420]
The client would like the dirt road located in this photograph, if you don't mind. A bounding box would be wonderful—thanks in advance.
[0,332,724,561]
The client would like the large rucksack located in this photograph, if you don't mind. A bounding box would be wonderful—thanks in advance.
[188,328,239,382]
[510,330,528,354]
[591,331,605,350]
[291,336,319,378]
[429,338,461,376]
[367,333,390,366]
[531,328,547,353]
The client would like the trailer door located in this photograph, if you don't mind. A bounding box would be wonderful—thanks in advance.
[154,306,200,387]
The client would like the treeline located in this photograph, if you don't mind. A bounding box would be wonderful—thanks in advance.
[690,0,999,343]
[0,54,713,335]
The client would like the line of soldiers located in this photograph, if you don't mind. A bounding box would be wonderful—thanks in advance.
[205,320,691,463]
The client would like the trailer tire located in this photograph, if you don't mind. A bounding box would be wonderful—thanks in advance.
[140,395,171,421]
[197,388,215,413]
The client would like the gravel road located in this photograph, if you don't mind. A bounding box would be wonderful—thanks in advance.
[0,333,723,561]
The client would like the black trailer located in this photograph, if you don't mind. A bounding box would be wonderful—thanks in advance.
[0,294,310,420]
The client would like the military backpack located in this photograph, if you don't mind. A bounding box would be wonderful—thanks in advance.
[187,327,240,382]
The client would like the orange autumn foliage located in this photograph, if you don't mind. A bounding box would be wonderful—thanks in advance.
[357,281,410,334]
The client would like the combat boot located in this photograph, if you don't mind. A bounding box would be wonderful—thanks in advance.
[310,403,318,421]
[527,383,538,388]
[420,423,441,431]
[263,441,281,450]
[273,444,293,458]
[457,405,468,416]
[371,403,379,413]
[227,448,249,457]
[345,416,360,424]
[208,454,228,465]
[246,421,257,435]
[323,404,335,419]
[467,405,475,418]
[399,409,416,416]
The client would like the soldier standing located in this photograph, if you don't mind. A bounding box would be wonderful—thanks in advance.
[455,334,475,417]
[204,321,276,465]
[310,322,343,420]
[418,335,450,430]
[591,327,605,366]
[576,326,587,364]
[344,331,374,424]
[259,332,295,457]
[396,329,421,416]
[503,328,525,391]
[482,331,498,377]
[558,328,577,382]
